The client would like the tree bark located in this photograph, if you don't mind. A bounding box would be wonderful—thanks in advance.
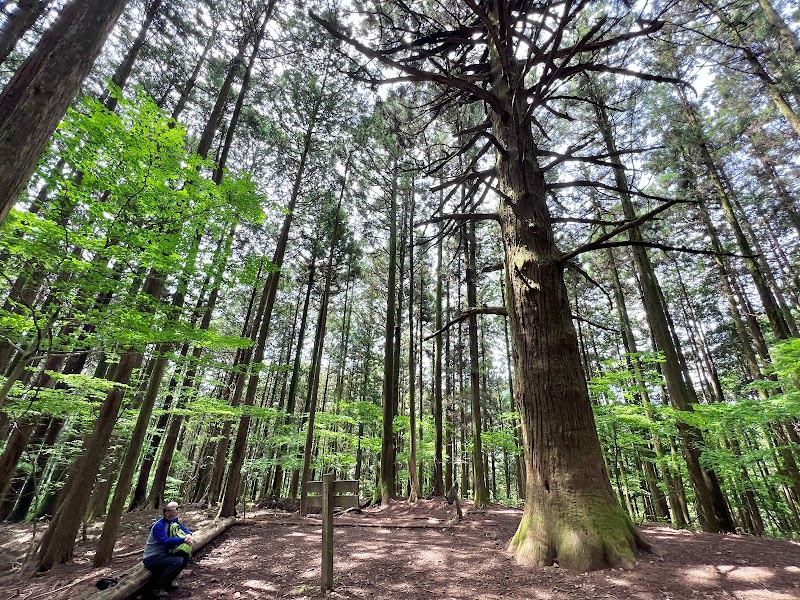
[433,219,445,496]
[380,162,399,504]
[0,0,131,226]
[465,218,488,508]
[478,38,650,566]
[0,0,53,65]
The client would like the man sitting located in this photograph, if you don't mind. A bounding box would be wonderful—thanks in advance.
[142,501,194,597]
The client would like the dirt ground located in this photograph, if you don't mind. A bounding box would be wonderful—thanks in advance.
[1,499,799,599]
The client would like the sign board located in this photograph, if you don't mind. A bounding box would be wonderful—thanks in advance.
[305,479,359,509]
[305,474,359,593]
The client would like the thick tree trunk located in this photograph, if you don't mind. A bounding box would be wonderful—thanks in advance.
[0,0,131,226]
[485,60,649,567]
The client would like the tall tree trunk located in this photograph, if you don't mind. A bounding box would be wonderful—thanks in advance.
[433,219,445,496]
[465,219,488,508]
[299,207,342,515]
[217,62,329,517]
[0,0,131,226]
[606,246,675,524]
[93,347,170,565]
[444,272,454,493]
[171,20,217,120]
[407,196,421,503]
[492,58,650,569]
[101,0,164,112]
[679,88,799,340]
[747,134,800,237]
[37,270,164,570]
[590,79,731,533]
[392,201,406,495]
[7,418,61,520]
[379,162,399,504]
[213,0,274,182]
[271,257,316,499]
[137,222,234,508]
[194,30,249,160]
[0,0,53,65]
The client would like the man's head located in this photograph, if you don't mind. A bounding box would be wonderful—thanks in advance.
[162,501,180,518]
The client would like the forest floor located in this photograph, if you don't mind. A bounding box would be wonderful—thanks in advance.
[0,499,799,599]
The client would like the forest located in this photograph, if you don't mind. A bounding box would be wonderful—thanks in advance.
[0,0,799,589]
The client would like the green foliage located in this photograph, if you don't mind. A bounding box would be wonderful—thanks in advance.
[588,352,666,406]
[0,87,264,424]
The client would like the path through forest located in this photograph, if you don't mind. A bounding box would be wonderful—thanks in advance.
[1,500,799,599]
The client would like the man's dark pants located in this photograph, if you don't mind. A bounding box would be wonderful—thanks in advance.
[143,552,189,590]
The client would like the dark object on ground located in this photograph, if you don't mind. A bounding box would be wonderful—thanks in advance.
[255,497,300,512]
[95,577,118,589]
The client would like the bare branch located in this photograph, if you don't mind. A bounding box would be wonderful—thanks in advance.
[573,314,620,334]
[559,198,685,263]
[415,212,499,226]
[430,167,495,192]
[564,240,754,261]
[481,263,504,274]
[424,306,508,341]
[309,11,501,111]
[547,180,678,204]
[552,216,629,226]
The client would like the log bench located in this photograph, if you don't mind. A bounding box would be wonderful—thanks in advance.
[74,516,237,600]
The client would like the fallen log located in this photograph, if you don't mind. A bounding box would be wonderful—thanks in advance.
[75,516,237,600]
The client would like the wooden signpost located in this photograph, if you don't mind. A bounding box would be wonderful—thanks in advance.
[305,473,359,593]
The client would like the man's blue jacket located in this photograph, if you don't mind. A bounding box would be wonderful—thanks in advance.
[142,517,192,559]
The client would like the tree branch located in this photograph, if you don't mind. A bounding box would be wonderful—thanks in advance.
[546,180,678,204]
[564,240,754,261]
[424,306,508,340]
[415,212,499,226]
[559,198,684,263]
[309,11,501,111]
[573,314,620,334]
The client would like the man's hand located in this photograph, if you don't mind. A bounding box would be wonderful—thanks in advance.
[184,534,194,545]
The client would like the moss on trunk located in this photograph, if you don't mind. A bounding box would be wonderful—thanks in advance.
[509,486,653,571]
